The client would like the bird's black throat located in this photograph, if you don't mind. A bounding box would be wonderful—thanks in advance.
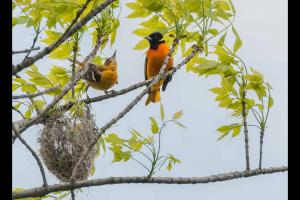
[149,40,165,50]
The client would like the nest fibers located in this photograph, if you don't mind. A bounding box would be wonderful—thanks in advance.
[39,109,98,182]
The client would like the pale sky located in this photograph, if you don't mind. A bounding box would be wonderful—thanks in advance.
[13,0,287,199]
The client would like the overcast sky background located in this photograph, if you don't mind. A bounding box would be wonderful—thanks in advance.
[13,0,287,199]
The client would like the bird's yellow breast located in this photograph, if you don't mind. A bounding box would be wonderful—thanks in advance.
[88,69,118,91]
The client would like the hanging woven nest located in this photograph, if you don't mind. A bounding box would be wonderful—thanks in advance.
[39,109,98,182]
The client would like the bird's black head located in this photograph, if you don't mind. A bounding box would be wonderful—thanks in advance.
[145,32,165,49]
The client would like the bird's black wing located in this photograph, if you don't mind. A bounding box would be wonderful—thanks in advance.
[144,57,148,80]
[162,74,172,92]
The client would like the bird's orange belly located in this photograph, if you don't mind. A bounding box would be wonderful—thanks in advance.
[147,55,173,91]
[147,56,172,78]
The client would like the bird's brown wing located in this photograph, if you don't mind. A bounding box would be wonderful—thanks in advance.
[84,63,102,82]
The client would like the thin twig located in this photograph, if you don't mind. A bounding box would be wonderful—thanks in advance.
[22,24,42,61]
[12,85,60,99]
[12,124,48,187]
[72,36,79,97]
[12,166,288,199]
[12,47,40,54]
[241,90,250,170]
[259,128,265,169]
[12,105,25,119]
[12,0,116,75]
[71,189,75,200]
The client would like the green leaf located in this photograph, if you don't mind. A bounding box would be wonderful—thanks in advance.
[133,28,152,37]
[268,96,274,108]
[33,100,45,110]
[210,87,225,94]
[21,84,37,93]
[184,0,202,12]
[232,26,243,53]
[133,39,149,50]
[139,0,163,12]
[26,70,52,87]
[167,161,172,171]
[40,30,62,45]
[174,121,187,129]
[215,46,234,65]
[217,32,227,46]
[100,137,106,153]
[265,82,273,89]
[140,15,166,28]
[25,108,32,119]
[128,139,142,151]
[217,123,240,140]
[12,83,21,92]
[207,29,219,36]
[228,0,236,14]
[173,110,183,119]
[129,129,143,138]
[218,96,233,107]
[105,133,124,145]
[127,9,150,18]
[126,2,141,10]
[169,155,181,164]
[232,126,241,137]
[149,117,159,134]
[160,103,165,121]
[90,163,95,176]
[49,42,72,59]
[50,65,67,75]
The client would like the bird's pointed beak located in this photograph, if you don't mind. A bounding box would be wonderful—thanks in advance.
[112,50,117,59]
[110,50,117,64]
[145,36,151,41]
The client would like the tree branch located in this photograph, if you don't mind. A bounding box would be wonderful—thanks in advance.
[61,77,153,111]
[12,85,60,99]
[12,124,48,187]
[12,47,40,55]
[12,0,116,75]
[12,166,288,199]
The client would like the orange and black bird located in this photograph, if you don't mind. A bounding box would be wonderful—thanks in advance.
[70,51,118,93]
[144,32,173,105]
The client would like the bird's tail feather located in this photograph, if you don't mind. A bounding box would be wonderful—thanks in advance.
[145,90,161,105]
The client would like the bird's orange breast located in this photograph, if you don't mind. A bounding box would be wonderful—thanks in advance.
[146,43,173,79]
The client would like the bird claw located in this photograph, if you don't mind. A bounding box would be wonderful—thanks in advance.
[105,90,117,95]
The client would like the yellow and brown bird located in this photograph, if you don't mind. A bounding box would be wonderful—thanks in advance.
[70,51,118,93]
[144,32,173,105]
